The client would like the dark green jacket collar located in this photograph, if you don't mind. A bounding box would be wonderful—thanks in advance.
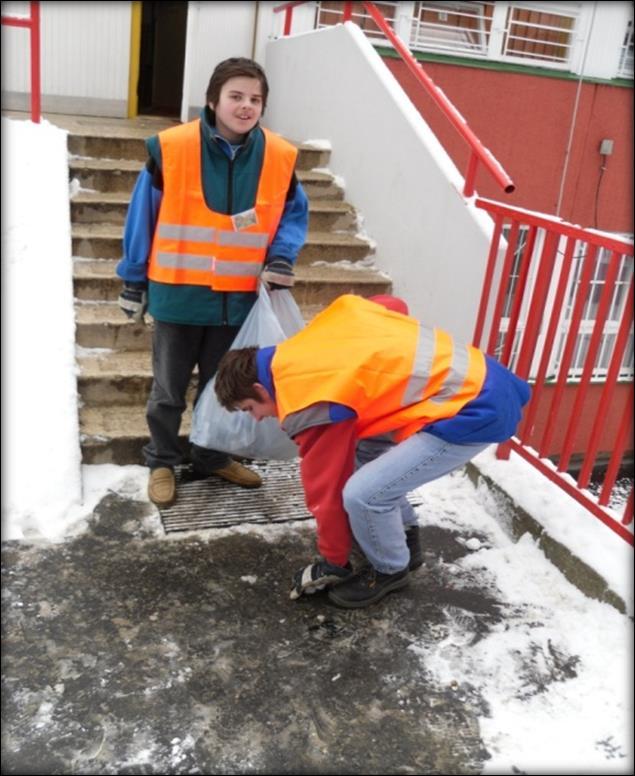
[200,106,261,159]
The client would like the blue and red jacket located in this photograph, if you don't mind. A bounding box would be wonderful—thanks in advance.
[255,323,529,566]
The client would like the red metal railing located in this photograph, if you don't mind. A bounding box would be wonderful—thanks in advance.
[473,197,634,545]
[1,1,41,123]
[273,1,515,197]
[271,2,633,544]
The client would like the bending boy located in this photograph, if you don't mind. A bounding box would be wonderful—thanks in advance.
[214,294,530,608]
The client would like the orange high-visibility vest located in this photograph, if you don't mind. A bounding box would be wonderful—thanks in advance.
[148,120,297,292]
[272,295,487,441]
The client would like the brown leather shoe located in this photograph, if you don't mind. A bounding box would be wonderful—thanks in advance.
[148,467,176,507]
[211,460,262,489]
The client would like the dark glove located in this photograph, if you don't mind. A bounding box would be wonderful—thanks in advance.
[118,281,148,323]
[261,258,295,290]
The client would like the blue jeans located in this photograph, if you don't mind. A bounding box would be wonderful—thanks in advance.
[343,433,490,574]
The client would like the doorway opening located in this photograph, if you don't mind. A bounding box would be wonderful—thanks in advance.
[138,1,187,117]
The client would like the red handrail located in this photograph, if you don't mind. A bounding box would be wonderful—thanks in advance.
[272,0,515,197]
[1,1,41,123]
[473,196,634,544]
[360,1,514,196]
[273,1,308,37]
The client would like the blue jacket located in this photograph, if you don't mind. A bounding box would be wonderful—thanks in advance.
[116,108,308,326]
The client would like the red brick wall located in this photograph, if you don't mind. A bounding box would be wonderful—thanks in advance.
[384,58,633,460]
[385,58,634,234]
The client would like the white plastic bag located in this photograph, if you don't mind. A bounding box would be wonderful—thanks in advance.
[190,285,304,460]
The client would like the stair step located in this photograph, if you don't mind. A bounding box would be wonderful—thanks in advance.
[70,191,131,225]
[71,225,371,262]
[56,112,178,138]
[74,259,389,304]
[75,302,152,349]
[77,348,200,407]
[294,143,331,171]
[291,264,391,306]
[296,169,344,200]
[79,347,152,374]
[68,130,330,167]
[69,157,341,197]
[79,349,151,406]
[71,193,355,231]
[80,404,191,465]
[310,201,356,231]
[298,232,373,264]
[69,158,143,192]
[74,258,119,300]
[69,135,148,161]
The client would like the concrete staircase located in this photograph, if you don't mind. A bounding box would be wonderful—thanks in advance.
[69,119,391,464]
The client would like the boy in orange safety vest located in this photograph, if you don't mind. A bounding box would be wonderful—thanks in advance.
[214,294,531,608]
[116,58,308,508]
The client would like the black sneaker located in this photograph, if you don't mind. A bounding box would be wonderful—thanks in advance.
[290,560,353,600]
[328,565,409,609]
[406,525,423,570]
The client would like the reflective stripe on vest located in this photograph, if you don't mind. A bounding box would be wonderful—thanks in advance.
[148,120,297,291]
[155,253,264,278]
[272,295,486,442]
[281,403,332,438]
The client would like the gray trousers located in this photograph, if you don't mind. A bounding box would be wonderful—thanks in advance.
[143,320,240,472]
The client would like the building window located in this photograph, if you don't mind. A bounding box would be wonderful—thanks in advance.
[496,229,633,382]
[410,2,494,56]
[502,4,577,65]
[556,244,634,381]
[618,18,634,78]
[315,1,399,39]
[310,2,631,80]
[408,1,580,68]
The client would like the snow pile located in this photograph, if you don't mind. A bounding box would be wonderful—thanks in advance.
[410,472,633,774]
[2,117,83,540]
[473,446,633,614]
[301,138,332,150]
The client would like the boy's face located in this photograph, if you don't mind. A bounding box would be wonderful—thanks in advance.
[235,383,277,422]
[210,76,263,143]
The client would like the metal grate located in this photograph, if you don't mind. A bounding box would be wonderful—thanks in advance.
[159,459,311,533]
[159,459,425,533]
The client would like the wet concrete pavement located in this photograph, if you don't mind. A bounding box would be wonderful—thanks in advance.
[0,491,511,775]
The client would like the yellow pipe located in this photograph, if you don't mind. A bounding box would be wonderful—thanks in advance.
[127,1,142,118]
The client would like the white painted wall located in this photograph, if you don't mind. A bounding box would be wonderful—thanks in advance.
[579,2,633,79]
[2,0,131,117]
[265,23,496,342]
[181,1,313,120]
[182,1,258,120]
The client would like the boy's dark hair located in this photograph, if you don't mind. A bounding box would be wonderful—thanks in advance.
[206,58,269,111]
[215,347,260,410]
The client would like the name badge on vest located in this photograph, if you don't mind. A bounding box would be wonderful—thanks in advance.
[231,208,258,231]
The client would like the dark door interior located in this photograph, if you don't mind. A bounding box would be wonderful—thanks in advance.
[138,1,187,116]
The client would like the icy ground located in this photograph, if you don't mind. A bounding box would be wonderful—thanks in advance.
[3,466,632,775]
